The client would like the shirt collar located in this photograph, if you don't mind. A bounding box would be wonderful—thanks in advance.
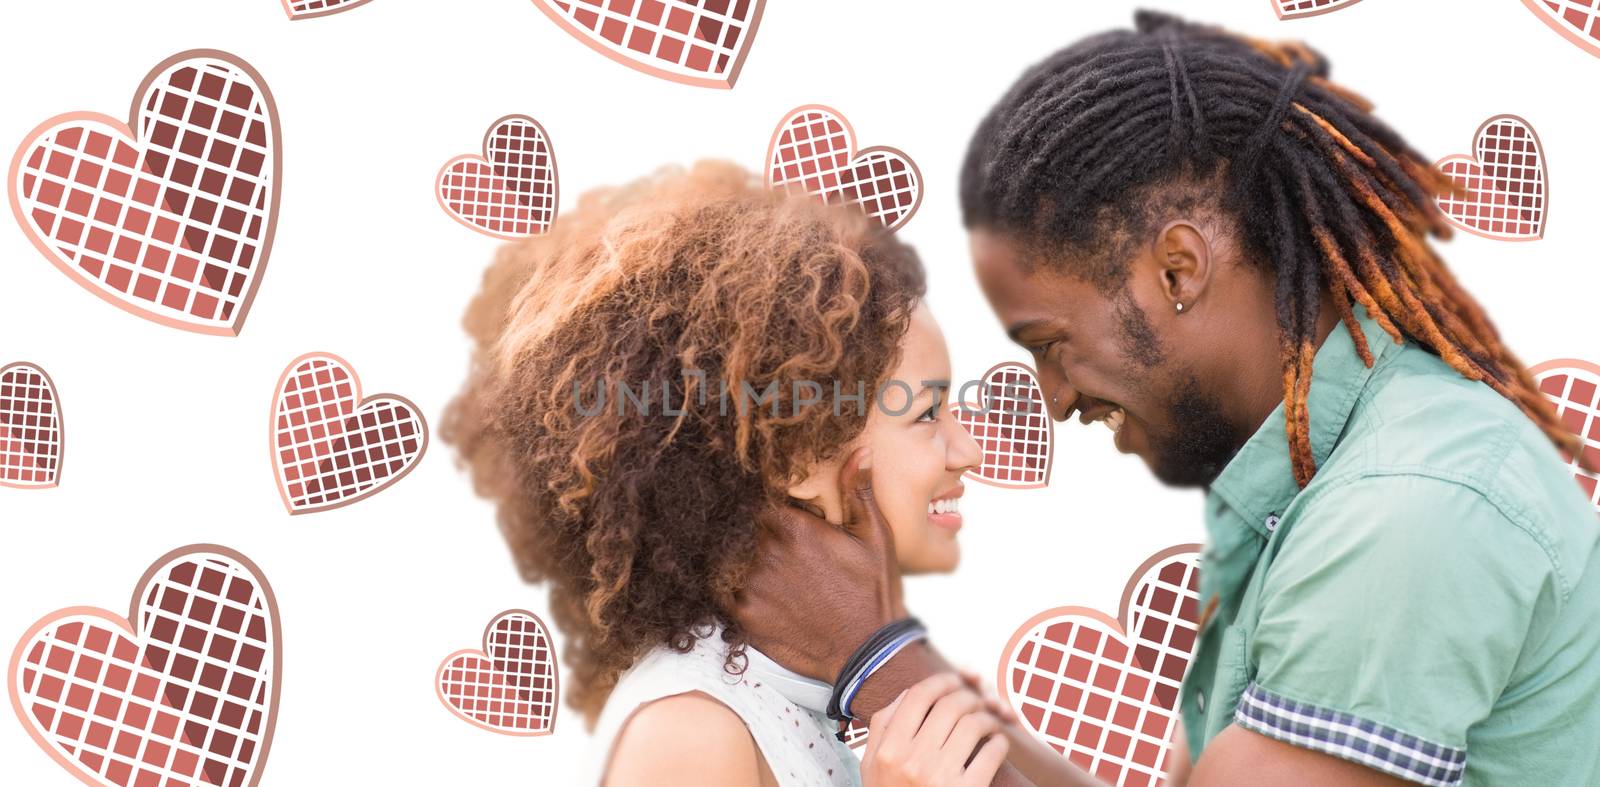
[690,621,835,713]
[1205,302,1398,539]
[744,643,833,713]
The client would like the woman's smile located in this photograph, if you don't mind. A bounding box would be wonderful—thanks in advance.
[927,484,965,532]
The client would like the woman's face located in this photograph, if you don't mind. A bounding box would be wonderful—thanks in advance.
[788,301,984,574]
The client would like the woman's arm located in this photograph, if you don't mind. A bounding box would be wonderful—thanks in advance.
[735,448,1093,787]
[993,722,1102,787]
[1166,719,1191,787]
[602,691,775,787]
[862,673,1011,787]
[851,646,1099,787]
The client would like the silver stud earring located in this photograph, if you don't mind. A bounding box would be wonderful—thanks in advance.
[1176,302,1185,313]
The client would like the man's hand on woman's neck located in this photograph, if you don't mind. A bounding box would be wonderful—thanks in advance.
[733,446,904,682]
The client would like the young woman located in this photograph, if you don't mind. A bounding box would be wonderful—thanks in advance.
[443,161,1008,786]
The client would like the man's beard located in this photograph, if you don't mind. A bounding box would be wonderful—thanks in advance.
[1144,373,1248,488]
[1111,292,1247,487]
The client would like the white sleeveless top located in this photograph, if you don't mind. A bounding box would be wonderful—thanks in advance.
[579,624,862,786]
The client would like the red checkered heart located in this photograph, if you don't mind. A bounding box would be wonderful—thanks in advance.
[8,50,279,336]
[270,352,428,514]
[999,546,1203,787]
[436,610,559,735]
[766,105,922,233]
[531,0,765,88]
[1272,0,1365,19]
[436,115,559,240]
[8,545,280,787]
[1519,0,1600,58]
[0,361,64,489]
[1531,358,1600,513]
[280,0,372,19]
[1435,115,1547,241]
[950,362,1053,489]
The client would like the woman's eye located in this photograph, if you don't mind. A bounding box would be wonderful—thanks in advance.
[917,404,939,422]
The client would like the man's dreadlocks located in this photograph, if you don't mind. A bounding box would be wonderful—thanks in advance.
[959,10,1592,489]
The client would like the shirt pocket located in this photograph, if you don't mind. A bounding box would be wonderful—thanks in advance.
[1203,623,1254,737]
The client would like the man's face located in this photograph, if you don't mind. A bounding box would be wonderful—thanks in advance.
[969,228,1248,488]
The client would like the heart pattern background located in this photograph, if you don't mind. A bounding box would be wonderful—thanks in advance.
[280,0,372,19]
[999,546,1203,787]
[1273,0,1366,19]
[0,361,63,489]
[436,610,559,735]
[1519,0,1600,58]
[5,2,1600,783]
[530,0,765,88]
[1530,359,1600,512]
[436,115,559,240]
[7,545,280,787]
[766,104,922,232]
[1435,114,1548,241]
[270,352,428,514]
[951,362,1054,489]
[8,50,279,336]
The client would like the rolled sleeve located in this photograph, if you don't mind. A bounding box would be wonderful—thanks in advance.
[1237,473,1558,786]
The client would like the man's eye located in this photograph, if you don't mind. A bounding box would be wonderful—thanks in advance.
[1028,340,1057,356]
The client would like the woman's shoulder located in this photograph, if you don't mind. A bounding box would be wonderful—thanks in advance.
[604,690,770,786]
[593,631,781,786]
[586,628,855,787]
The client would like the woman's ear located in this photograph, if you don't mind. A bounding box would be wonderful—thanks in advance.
[785,456,847,525]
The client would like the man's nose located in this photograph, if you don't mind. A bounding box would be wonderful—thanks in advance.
[1037,370,1078,422]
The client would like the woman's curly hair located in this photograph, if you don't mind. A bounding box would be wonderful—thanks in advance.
[442,160,926,725]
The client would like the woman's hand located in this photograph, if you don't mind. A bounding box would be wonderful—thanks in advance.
[862,673,1011,787]
[954,666,1017,725]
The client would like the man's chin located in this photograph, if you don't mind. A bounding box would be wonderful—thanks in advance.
[1145,445,1231,489]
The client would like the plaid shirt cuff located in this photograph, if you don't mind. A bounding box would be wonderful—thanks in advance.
[1234,681,1468,786]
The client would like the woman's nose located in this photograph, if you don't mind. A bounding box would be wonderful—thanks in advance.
[948,415,984,472]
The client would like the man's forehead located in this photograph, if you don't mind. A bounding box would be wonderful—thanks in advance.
[971,227,1040,268]
[975,230,1095,285]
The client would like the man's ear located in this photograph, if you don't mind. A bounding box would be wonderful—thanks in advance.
[1152,219,1214,310]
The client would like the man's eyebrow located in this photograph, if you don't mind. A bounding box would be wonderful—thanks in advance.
[1005,319,1053,344]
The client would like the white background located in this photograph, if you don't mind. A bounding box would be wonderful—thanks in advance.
[2,0,1596,783]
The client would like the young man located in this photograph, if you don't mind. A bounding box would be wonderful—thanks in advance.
[734,12,1600,787]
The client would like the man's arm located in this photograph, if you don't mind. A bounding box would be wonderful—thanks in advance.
[1188,724,1409,786]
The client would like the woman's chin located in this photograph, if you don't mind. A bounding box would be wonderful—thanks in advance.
[897,544,961,575]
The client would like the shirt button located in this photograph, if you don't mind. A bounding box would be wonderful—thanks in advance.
[1196,689,1206,713]
[1265,514,1280,532]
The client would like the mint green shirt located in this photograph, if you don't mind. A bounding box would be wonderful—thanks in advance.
[1180,303,1600,786]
